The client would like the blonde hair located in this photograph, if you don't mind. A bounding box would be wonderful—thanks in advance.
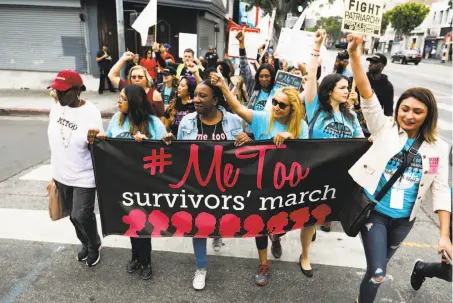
[127,65,153,89]
[266,87,305,139]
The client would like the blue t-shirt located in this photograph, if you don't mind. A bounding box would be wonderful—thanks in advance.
[163,86,172,106]
[249,111,309,140]
[305,94,363,139]
[253,87,278,111]
[366,138,423,218]
[107,112,167,140]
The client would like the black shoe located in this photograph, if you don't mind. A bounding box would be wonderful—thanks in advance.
[98,91,103,95]
[270,236,282,259]
[410,260,425,291]
[320,224,331,232]
[140,263,153,280]
[299,254,313,278]
[77,246,89,262]
[312,229,317,242]
[126,259,140,273]
[109,89,116,93]
[86,247,101,267]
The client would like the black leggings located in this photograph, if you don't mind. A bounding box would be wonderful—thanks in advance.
[130,237,152,265]
[255,234,285,251]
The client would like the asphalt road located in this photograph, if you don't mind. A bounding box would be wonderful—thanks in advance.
[0,56,452,303]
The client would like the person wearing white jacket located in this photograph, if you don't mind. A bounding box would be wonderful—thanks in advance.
[346,35,452,303]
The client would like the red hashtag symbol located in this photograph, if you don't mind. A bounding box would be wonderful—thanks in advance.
[143,148,172,175]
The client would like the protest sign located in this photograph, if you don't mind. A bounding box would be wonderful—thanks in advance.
[228,27,262,60]
[178,33,198,59]
[274,71,303,91]
[92,139,370,238]
[342,0,384,37]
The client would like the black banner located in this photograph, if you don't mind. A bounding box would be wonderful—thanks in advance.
[92,139,370,238]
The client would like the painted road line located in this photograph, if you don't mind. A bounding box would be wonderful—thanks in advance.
[437,102,453,112]
[19,164,51,181]
[438,118,453,131]
[0,208,367,269]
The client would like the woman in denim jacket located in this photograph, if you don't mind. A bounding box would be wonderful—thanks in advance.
[177,79,251,291]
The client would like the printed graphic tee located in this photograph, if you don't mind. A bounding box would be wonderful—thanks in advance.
[254,87,278,111]
[107,112,167,140]
[196,117,227,141]
[250,111,309,140]
[48,101,103,188]
[305,94,363,139]
[366,138,423,218]
[164,101,196,137]
[163,86,172,106]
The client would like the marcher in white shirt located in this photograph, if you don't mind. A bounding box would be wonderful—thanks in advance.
[47,70,103,267]
[347,35,452,303]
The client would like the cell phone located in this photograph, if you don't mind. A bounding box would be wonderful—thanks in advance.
[442,250,452,264]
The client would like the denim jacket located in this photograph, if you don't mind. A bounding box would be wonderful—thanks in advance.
[177,106,244,140]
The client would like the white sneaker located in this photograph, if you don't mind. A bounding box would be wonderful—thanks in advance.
[193,268,207,290]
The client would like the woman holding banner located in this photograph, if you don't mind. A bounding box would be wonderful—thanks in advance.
[302,30,365,277]
[88,84,167,280]
[347,34,452,303]
[212,71,308,286]
[176,79,251,290]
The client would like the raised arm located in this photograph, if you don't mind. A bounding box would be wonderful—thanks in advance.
[108,51,134,88]
[347,35,373,99]
[237,28,255,98]
[211,72,253,124]
[305,30,325,105]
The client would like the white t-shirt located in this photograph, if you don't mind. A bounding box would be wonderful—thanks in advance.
[48,101,103,188]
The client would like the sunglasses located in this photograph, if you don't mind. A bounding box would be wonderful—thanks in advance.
[272,98,289,110]
[131,75,145,80]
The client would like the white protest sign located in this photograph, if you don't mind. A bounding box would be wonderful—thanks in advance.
[178,33,198,59]
[342,0,384,37]
[228,27,262,60]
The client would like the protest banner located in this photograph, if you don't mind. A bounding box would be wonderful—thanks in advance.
[274,71,303,91]
[178,33,198,59]
[342,0,384,37]
[228,27,262,60]
[92,139,370,238]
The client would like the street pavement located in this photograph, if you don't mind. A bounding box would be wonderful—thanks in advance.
[0,56,452,303]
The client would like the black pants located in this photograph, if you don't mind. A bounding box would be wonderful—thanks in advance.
[99,69,115,93]
[255,234,285,250]
[418,261,452,282]
[55,180,101,252]
[130,238,151,265]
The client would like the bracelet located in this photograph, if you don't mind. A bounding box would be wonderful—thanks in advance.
[311,53,320,57]
[313,48,320,52]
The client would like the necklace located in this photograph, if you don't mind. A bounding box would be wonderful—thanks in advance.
[199,111,220,139]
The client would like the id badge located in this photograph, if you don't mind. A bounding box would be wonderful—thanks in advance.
[389,187,404,210]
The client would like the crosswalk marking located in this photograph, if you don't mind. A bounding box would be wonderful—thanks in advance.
[0,208,367,269]
[19,164,51,181]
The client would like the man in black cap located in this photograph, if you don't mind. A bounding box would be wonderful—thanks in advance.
[366,53,394,116]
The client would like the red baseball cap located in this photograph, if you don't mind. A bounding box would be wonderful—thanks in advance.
[47,70,86,91]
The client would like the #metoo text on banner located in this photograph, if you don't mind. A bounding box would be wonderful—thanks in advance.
[342,0,384,37]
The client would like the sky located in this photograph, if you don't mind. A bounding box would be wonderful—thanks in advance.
[308,0,345,17]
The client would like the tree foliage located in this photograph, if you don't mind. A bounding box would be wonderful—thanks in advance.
[388,2,430,35]
[309,16,343,42]
[381,11,391,34]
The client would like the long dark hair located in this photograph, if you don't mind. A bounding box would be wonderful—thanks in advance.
[120,84,155,137]
[395,87,438,143]
[317,74,354,123]
[254,64,276,91]
[166,76,197,121]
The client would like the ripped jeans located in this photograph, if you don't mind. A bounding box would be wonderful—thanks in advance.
[359,211,415,303]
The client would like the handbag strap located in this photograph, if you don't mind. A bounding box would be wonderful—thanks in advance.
[308,108,322,138]
[374,135,424,201]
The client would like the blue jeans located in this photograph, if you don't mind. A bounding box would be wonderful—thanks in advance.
[358,211,415,303]
[193,238,207,269]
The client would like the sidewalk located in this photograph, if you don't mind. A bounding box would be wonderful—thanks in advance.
[422,58,453,66]
[0,90,118,118]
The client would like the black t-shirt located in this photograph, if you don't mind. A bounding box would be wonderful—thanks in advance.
[196,117,227,141]
[164,101,195,136]
[97,50,113,71]
[205,52,218,68]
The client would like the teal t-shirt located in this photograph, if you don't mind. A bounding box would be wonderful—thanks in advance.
[163,86,172,106]
[249,110,309,140]
[305,94,363,139]
[253,87,278,111]
[365,138,423,218]
[107,112,167,140]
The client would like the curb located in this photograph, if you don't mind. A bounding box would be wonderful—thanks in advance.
[0,107,115,118]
